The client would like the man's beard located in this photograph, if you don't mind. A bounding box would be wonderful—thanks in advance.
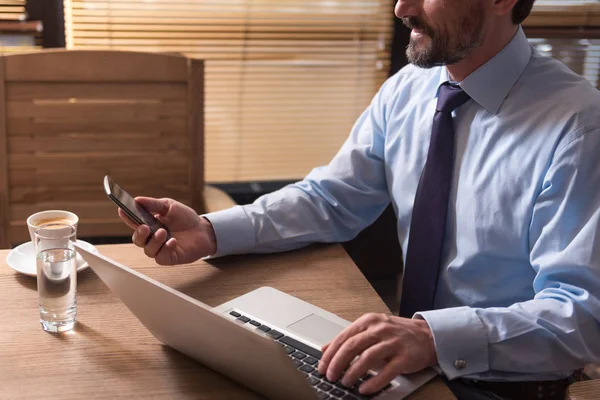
[402,5,486,68]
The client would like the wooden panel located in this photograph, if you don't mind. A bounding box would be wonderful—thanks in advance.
[7,100,186,119]
[0,56,8,248]
[0,50,200,245]
[8,133,188,153]
[9,167,189,188]
[6,82,186,100]
[8,153,188,171]
[4,50,188,82]
[7,118,187,136]
[9,198,190,222]
[188,58,204,213]
[9,184,190,204]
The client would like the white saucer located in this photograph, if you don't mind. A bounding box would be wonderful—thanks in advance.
[6,240,99,277]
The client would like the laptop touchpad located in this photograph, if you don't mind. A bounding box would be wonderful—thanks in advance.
[287,314,345,346]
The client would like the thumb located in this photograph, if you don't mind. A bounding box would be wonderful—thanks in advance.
[134,197,170,216]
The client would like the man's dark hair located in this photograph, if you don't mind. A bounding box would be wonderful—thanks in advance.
[512,0,536,24]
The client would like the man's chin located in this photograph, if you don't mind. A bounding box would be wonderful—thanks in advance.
[407,36,433,58]
[406,41,437,69]
[406,50,445,69]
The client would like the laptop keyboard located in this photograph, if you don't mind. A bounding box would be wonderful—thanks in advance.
[229,311,393,400]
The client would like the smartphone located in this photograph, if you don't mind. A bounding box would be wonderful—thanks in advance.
[103,175,171,241]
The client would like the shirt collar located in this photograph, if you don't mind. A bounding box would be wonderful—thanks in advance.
[437,26,532,115]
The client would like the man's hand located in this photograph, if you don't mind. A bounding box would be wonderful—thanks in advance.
[318,313,437,395]
[118,197,217,265]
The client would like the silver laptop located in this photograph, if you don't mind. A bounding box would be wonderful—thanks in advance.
[75,244,436,400]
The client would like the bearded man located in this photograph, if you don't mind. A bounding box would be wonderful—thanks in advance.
[120,1,600,399]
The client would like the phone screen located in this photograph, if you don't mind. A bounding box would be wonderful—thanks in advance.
[104,176,170,238]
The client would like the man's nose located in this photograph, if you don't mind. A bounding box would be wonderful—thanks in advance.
[394,0,421,19]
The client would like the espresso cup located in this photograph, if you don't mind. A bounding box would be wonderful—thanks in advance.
[27,210,79,243]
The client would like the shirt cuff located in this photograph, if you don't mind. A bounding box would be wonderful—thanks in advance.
[202,206,256,258]
[415,306,489,380]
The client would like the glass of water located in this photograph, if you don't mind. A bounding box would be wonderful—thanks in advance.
[34,223,77,333]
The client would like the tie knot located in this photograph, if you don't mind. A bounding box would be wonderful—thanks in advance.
[436,82,471,113]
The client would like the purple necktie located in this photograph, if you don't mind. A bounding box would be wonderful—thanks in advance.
[399,83,471,318]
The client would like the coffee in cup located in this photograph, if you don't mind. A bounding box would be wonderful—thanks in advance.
[27,210,79,243]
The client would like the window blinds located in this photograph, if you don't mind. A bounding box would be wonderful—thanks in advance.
[65,0,394,183]
[0,1,42,52]
[527,0,600,27]
[0,0,24,20]
[63,1,598,182]
[529,37,599,88]
[525,1,600,89]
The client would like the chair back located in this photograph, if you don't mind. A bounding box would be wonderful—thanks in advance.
[0,50,204,247]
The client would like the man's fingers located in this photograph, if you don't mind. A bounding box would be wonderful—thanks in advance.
[318,313,383,375]
[155,238,179,266]
[359,358,404,395]
[143,229,168,258]
[325,330,379,382]
[118,208,139,230]
[341,341,397,388]
[135,197,170,216]
[318,324,365,374]
[132,224,151,248]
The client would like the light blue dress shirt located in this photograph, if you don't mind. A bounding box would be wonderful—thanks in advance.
[205,27,600,382]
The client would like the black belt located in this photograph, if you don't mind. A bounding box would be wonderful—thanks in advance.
[458,370,586,400]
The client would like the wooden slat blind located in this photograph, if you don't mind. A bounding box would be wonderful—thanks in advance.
[528,37,600,87]
[0,1,42,53]
[65,0,394,182]
[0,0,24,21]
[64,1,597,182]
[525,1,600,88]
[526,0,600,27]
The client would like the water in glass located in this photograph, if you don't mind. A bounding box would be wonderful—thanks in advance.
[37,247,77,332]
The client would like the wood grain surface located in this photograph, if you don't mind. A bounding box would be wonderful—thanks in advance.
[0,57,8,249]
[0,50,205,248]
[3,50,189,82]
[0,243,455,400]
[567,379,600,400]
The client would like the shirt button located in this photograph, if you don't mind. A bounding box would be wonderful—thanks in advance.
[454,359,467,369]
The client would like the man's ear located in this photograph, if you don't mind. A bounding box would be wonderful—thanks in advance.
[492,0,519,17]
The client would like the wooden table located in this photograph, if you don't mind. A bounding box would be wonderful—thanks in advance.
[0,243,455,400]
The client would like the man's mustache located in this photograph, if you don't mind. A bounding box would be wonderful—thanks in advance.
[402,17,435,39]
